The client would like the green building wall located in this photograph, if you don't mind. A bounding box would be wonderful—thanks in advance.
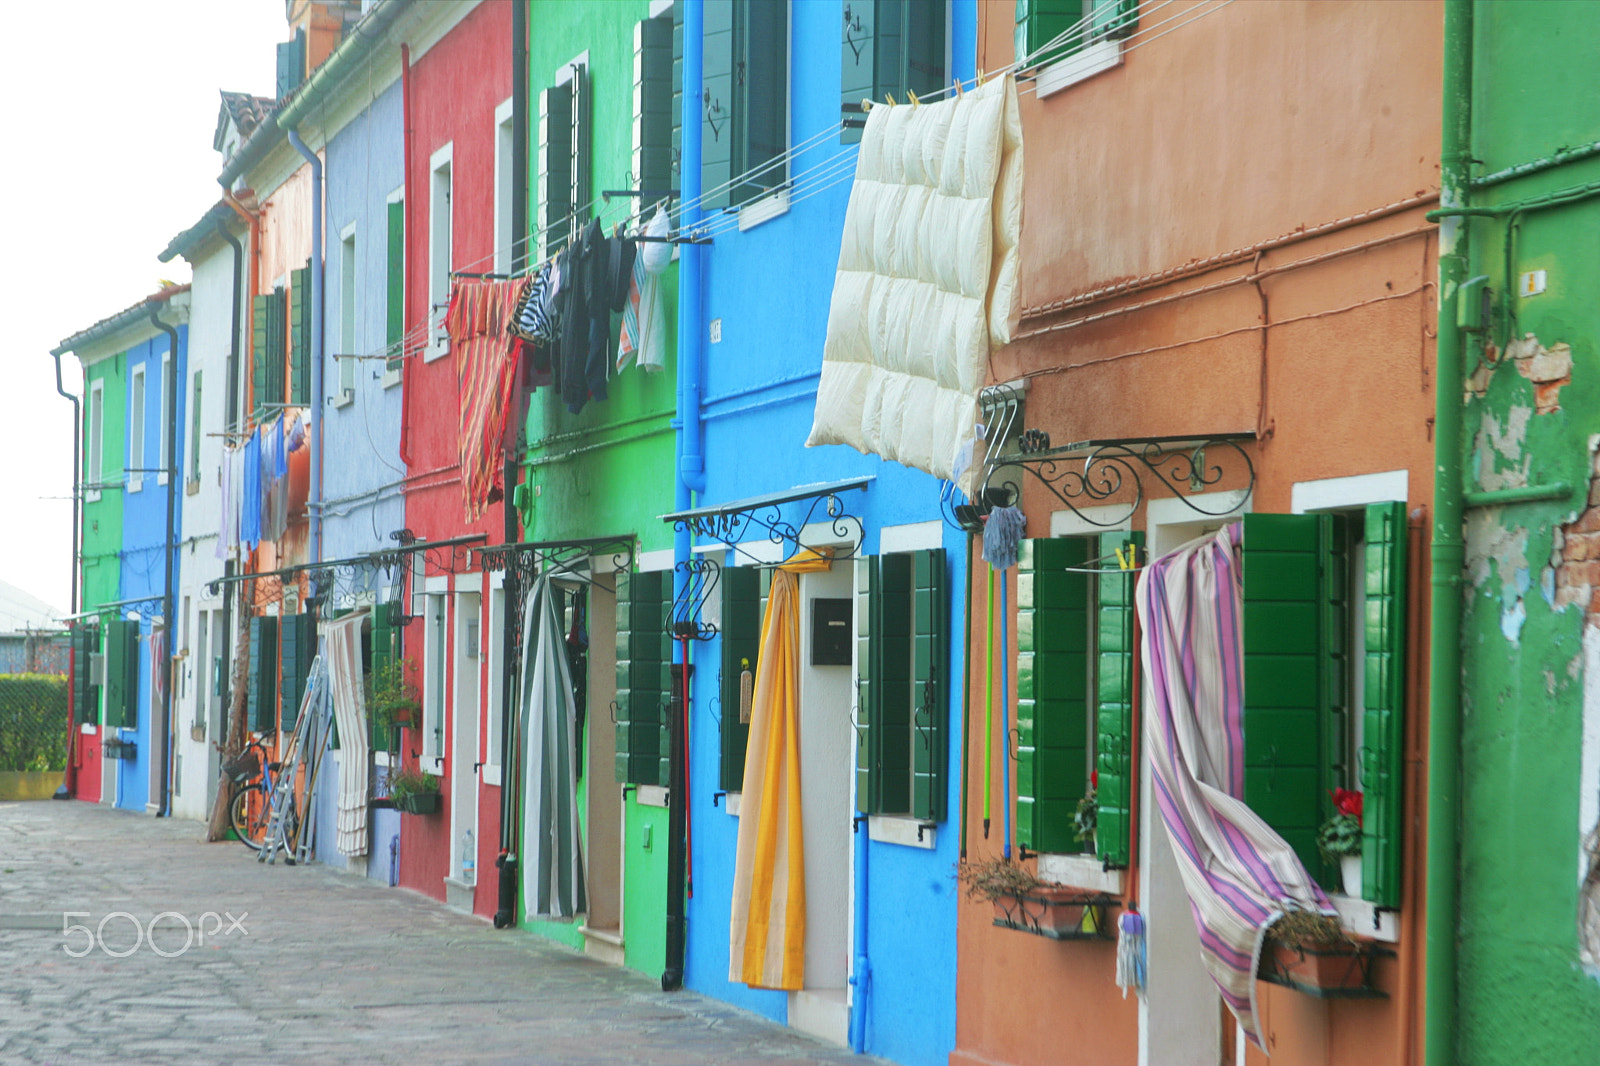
[81,352,126,687]
[518,0,676,975]
[1458,6,1600,1062]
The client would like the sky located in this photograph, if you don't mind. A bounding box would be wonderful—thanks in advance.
[0,0,285,617]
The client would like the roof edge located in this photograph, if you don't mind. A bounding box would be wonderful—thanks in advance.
[51,285,192,357]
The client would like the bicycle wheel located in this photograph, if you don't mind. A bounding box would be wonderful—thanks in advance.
[229,787,269,852]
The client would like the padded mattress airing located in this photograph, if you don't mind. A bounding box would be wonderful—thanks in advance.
[807,74,1023,496]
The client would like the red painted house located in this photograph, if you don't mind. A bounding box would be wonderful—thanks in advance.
[395,0,514,915]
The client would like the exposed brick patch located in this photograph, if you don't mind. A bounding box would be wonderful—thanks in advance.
[1553,451,1600,613]
[1510,333,1573,414]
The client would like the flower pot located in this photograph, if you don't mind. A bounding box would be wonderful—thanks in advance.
[990,886,1113,940]
[394,792,440,815]
[389,706,418,727]
[1261,939,1371,994]
[1340,854,1362,897]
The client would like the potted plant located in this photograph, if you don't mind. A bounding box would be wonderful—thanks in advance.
[1318,787,1363,895]
[386,766,441,815]
[1259,909,1373,994]
[1074,770,1099,853]
[367,657,421,734]
[956,857,1113,940]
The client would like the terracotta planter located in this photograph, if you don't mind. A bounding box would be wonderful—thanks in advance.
[990,886,1113,940]
[389,706,418,727]
[1260,939,1372,994]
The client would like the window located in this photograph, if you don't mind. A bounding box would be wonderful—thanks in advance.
[855,548,947,820]
[719,566,769,791]
[252,287,287,421]
[1016,0,1136,97]
[369,599,398,752]
[493,98,515,276]
[840,0,948,144]
[633,9,677,200]
[289,265,311,404]
[427,146,453,361]
[157,352,170,484]
[385,187,404,383]
[189,370,204,487]
[87,380,104,499]
[484,582,505,785]
[72,624,100,725]
[339,225,358,402]
[1238,504,1408,908]
[539,58,591,260]
[128,365,146,492]
[422,591,447,768]
[701,0,789,211]
[614,569,674,786]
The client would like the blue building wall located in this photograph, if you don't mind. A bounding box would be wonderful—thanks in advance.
[315,78,405,876]
[117,325,188,813]
[679,5,976,1064]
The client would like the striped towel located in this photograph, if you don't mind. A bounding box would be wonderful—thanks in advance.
[617,206,670,373]
[1136,523,1333,1049]
[449,278,526,521]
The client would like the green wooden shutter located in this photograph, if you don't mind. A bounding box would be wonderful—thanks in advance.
[386,199,404,372]
[264,289,287,411]
[735,0,788,206]
[720,567,762,792]
[280,613,316,733]
[701,0,737,210]
[102,619,136,730]
[252,294,270,419]
[615,571,670,786]
[569,64,592,232]
[1096,531,1142,866]
[370,602,395,747]
[910,548,947,821]
[289,267,310,406]
[1361,501,1407,907]
[635,16,675,198]
[539,84,574,258]
[671,1,684,190]
[276,29,306,100]
[248,616,279,733]
[1090,0,1138,40]
[1015,0,1087,69]
[1241,514,1338,878]
[1016,538,1090,853]
[72,626,99,725]
[841,0,948,144]
[855,555,874,813]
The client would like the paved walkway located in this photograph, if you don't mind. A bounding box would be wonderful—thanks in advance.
[0,801,885,1066]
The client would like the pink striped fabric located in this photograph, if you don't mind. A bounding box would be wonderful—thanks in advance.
[449,279,526,520]
[1135,522,1333,1049]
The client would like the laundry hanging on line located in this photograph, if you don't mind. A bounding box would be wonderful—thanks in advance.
[447,277,526,521]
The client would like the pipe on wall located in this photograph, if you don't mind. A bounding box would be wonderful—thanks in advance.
[287,129,325,565]
[52,349,82,798]
[215,219,245,435]
[398,42,415,469]
[148,302,181,819]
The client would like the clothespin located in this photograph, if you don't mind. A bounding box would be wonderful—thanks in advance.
[1116,544,1137,570]
[908,88,919,108]
[954,76,964,99]
[886,92,897,106]
[860,97,873,112]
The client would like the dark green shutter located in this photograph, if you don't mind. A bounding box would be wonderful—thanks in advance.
[867,554,914,814]
[1090,0,1138,40]
[615,571,671,786]
[1015,538,1090,854]
[720,567,762,792]
[276,29,306,100]
[257,288,286,414]
[1014,0,1086,69]
[252,294,270,419]
[248,616,279,733]
[370,602,396,747]
[855,555,875,813]
[737,0,787,206]
[1241,514,1341,878]
[634,15,675,198]
[280,613,315,733]
[841,0,948,144]
[910,548,947,821]
[1361,502,1407,907]
[701,0,737,210]
[289,267,310,406]
[72,626,100,726]
[102,619,137,730]
[386,199,404,372]
[671,1,685,190]
[539,84,574,257]
[569,64,592,231]
[1095,531,1141,866]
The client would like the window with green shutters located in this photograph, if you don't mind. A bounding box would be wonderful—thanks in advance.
[634,10,676,200]
[701,0,790,210]
[1239,505,1406,907]
[1014,532,1140,864]
[72,625,100,726]
[385,195,404,376]
[614,570,674,786]
[279,613,316,733]
[719,566,770,792]
[251,289,286,422]
[539,63,590,261]
[289,266,311,406]
[1014,0,1137,71]
[855,549,947,820]
[247,616,279,734]
[102,618,138,730]
[840,0,948,144]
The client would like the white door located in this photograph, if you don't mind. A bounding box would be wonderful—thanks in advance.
[450,592,482,885]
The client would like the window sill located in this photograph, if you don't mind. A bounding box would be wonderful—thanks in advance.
[86,490,102,503]
[1328,893,1399,944]
[127,480,143,494]
[382,366,402,389]
[157,473,169,487]
[635,784,670,808]
[420,755,444,777]
[720,791,741,816]
[185,478,200,497]
[332,390,355,409]
[737,187,790,232]
[424,338,450,363]
[868,815,936,850]
[482,763,502,787]
[1036,853,1125,895]
[373,750,391,767]
[1035,38,1122,99]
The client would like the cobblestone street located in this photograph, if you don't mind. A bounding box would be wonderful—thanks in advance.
[0,802,886,1066]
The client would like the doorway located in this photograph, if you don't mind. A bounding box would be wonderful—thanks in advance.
[449,590,481,903]
[581,571,624,961]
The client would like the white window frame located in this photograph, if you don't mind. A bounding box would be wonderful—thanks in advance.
[484,571,505,786]
[421,584,449,774]
[337,221,358,405]
[128,365,146,493]
[426,143,454,362]
[493,97,515,276]
[156,351,170,485]
[188,368,203,488]
[87,380,104,502]
[1033,1,1129,100]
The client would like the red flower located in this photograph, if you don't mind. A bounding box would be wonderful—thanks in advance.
[1091,769,1099,792]
[1331,788,1363,824]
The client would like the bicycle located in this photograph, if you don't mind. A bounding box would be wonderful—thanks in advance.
[222,736,297,853]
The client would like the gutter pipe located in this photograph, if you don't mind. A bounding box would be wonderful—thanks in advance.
[849,815,871,1052]
[148,302,181,819]
[1426,3,1471,1062]
[398,42,415,468]
[52,349,82,799]
[287,129,326,564]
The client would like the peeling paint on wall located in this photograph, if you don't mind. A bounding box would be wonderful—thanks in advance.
[1509,334,1574,414]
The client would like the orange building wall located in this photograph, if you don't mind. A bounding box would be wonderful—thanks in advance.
[955,3,1441,1064]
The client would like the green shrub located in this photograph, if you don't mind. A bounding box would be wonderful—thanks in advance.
[0,674,69,772]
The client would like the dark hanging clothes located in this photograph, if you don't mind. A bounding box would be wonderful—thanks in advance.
[557,230,593,413]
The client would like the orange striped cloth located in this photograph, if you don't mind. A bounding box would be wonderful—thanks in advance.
[450,278,527,520]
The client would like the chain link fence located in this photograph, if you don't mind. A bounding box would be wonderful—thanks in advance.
[0,674,70,772]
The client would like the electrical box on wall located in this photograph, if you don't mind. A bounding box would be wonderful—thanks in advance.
[811,598,852,666]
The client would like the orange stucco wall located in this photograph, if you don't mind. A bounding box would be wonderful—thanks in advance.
[954,3,1441,1064]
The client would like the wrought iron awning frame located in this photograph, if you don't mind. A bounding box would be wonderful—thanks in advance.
[956,382,1258,531]
[661,477,872,567]
[203,532,489,609]
[59,594,166,624]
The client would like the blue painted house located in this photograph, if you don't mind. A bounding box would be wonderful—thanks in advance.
[671,3,976,1062]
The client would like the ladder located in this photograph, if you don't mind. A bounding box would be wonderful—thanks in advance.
[257,654,325,866]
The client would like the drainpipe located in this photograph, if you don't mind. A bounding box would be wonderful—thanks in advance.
[1426,3,1471,1063]
[216,219,244,436]
[52,349,82,798]
[148,301,181,818]
[398,42,415,468]
[287,129,325,565]
[221,188,260,431]
[849,816,871,1052]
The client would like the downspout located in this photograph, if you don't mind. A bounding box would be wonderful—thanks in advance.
[221,188,261,430]
[52,349,81,798]
[849,815,871,1052]
[216,219,244,435]
[287,129,325,564]
[1426,3,1471,1064]
[148,302,181,818]
[662,0,707,994]
[398,42,415,468]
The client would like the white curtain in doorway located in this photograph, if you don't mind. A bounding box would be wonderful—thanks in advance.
[325,614,370,857]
